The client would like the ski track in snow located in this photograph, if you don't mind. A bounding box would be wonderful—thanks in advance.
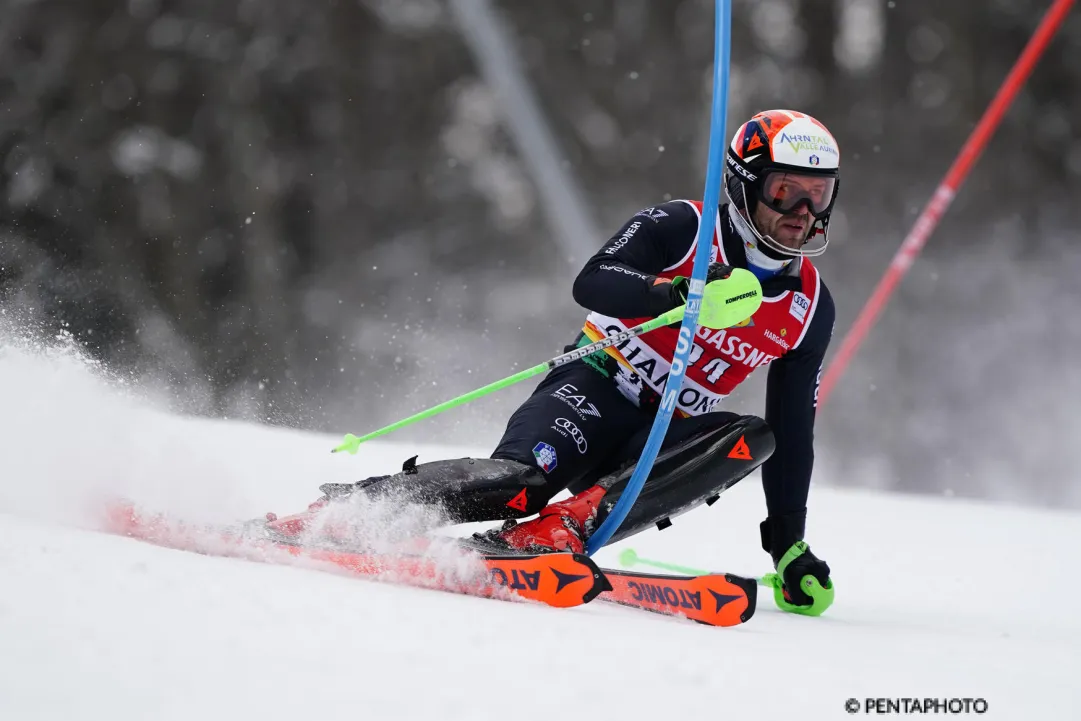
[1,336,1080,720]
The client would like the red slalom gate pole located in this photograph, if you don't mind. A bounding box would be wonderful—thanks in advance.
[817,0,1075,408]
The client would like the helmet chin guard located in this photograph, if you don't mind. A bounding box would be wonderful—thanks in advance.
[725,180,830,259]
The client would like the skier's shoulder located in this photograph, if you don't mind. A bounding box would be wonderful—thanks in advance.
[764,260,834,358]
[798,259,835,321]
[625,200,701,237]
[792,262,835,351]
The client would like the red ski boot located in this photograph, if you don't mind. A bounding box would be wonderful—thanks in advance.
[494,485,607,554]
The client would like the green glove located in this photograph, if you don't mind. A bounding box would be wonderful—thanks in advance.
[766,541,834,617]
[760,511,833,616]
[669,263,762,330]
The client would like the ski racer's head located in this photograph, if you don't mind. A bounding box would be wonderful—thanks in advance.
[724,109,840,260]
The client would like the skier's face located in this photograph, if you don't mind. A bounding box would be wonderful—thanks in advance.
[751,202,812,249]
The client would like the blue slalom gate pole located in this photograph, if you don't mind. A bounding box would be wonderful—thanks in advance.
[585,0,733,556]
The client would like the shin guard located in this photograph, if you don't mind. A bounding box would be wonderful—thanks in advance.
[590,415,775,547]
[319,457,551,523]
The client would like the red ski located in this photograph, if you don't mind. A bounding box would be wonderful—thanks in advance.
[597,567,756,627]
[454,533,758,627]
[103,502,609,609]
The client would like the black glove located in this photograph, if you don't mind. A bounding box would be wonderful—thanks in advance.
[760,509,833,614]
[776,542,831,606]
[657,262,737,327]
[667,262,736,305]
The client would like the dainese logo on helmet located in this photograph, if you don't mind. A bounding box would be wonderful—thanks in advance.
[727,159,757,181]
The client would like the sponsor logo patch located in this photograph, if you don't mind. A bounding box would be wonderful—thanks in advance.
[789,292,810,323]
[599,264,649,280]
[726,290,759,304]
[627,581,702,610]
[726,154,757,182]
[634,207,669,223]
[727,435,753,460]
[604,222,641,255]
[551,417,588,454]
[532,442,558,473]
[763,329,790,350]
[506,488,529,511]
[551,383,601,419]
[777,132,838,157]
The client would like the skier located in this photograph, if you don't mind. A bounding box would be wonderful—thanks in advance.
[275,109,837,615]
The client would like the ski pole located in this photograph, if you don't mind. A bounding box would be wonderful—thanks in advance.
[331,311,678,454]
[332,269,760,455]
[617,547,777,588]
[585,0,733,556]
[816,0,1076,408]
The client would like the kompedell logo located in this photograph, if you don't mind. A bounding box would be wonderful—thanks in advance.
[726,290,759,304]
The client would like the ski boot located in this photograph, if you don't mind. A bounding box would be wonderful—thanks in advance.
[474,485,607,554]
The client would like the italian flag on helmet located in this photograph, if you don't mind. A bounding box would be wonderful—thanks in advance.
[724,109,841,258]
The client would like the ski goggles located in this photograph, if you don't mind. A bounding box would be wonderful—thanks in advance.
[757,170,838,219]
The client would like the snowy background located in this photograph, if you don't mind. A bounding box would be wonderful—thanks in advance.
[2,1,1081,718]
[1,332,1079,720]
[1,0,1079,505]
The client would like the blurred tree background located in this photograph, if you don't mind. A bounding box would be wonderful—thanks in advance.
[2,0,1079,507]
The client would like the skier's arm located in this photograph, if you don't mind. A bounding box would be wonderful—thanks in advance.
[571,202,698,318]
[761,282,836,529]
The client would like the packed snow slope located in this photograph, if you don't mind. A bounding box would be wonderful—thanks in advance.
[1,336,1079,721]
